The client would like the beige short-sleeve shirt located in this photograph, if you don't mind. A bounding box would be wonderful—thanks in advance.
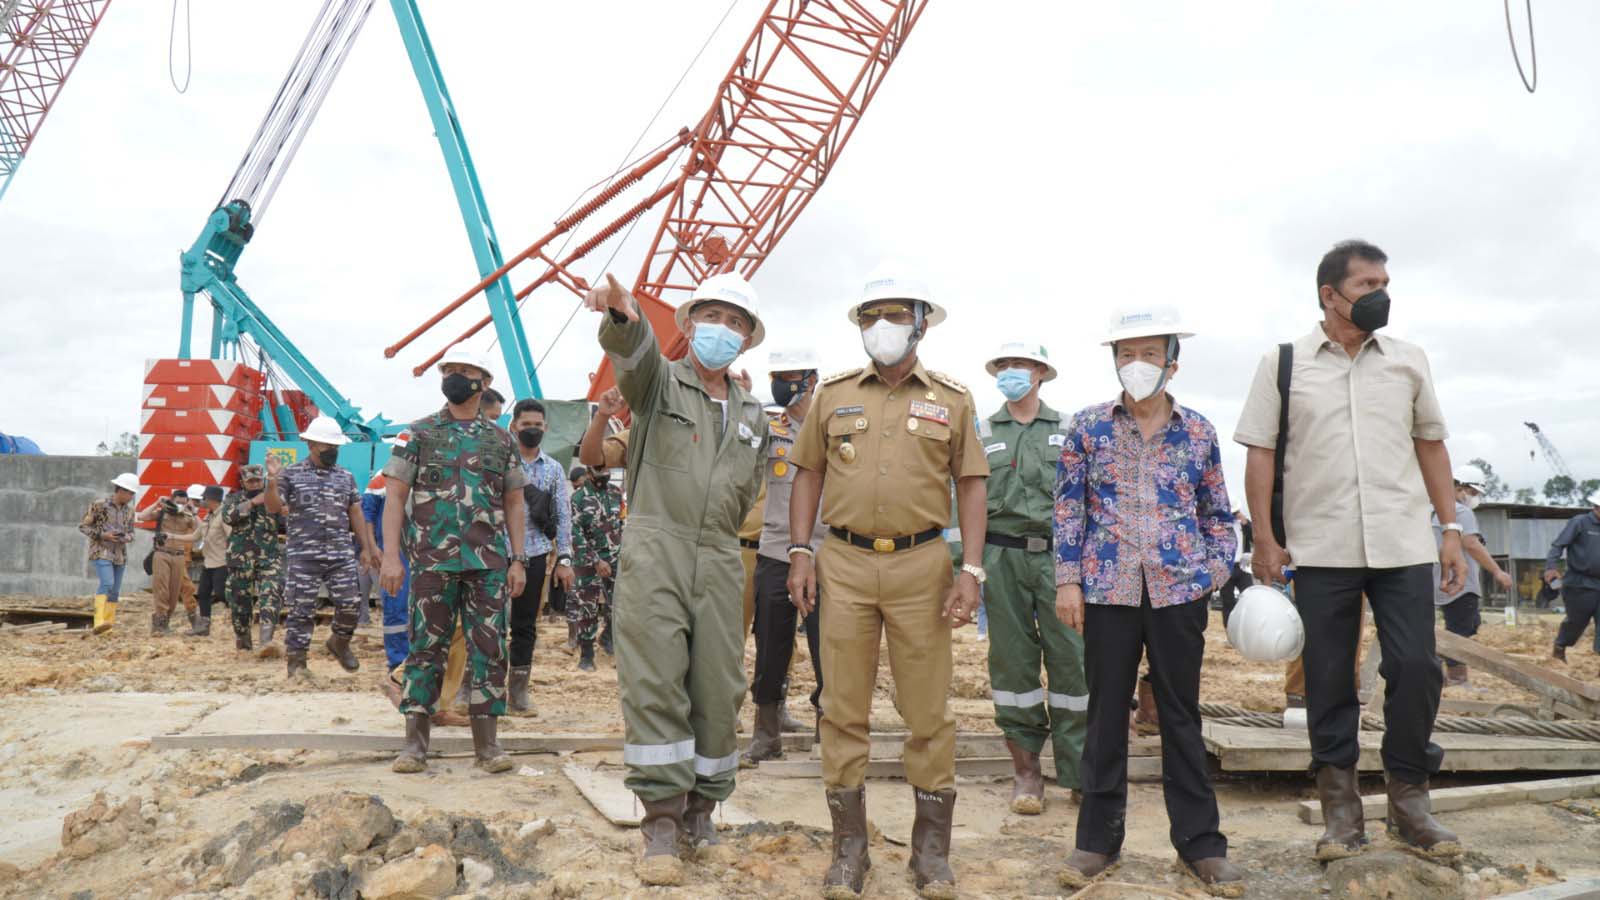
[1233,323,1448,569]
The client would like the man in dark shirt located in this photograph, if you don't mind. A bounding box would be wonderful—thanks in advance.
[1544,492,1600,662]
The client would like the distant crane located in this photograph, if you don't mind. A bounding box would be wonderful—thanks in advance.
[1525,421,1575,481]
[0,0,114,203]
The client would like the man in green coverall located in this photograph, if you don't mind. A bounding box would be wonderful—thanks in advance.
[981,341,1087,814]
[584,271,768,887]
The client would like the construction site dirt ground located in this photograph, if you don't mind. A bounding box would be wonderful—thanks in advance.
[1,592,1597,899]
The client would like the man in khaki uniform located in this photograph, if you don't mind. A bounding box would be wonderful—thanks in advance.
[788,265,988,900]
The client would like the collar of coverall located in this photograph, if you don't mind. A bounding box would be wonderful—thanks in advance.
[670,355,757,406]
[991,399,1061,425]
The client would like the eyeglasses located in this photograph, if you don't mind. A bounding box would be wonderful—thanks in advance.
[857,303,916,326]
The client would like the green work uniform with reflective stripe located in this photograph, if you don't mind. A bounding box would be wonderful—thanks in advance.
[600,310,767,803]
[981,400,1087,788]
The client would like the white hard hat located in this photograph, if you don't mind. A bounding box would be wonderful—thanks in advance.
[1452,465,1488,491]
[300,415,350,447]
[985,341,1058,382]
[1588,491,1600,508]
[111,473,139,493]
[186,483,206,500]
[436,345,495,382]
[848,261,946,327]
[1226,584,1306,663]
[768,348,821,372]
[675,272,765,350]
[1101,306,1194,346]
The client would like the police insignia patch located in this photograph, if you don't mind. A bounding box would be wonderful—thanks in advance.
[908,400,949,425]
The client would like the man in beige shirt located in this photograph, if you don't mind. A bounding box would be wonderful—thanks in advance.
[193,485,232,637]
[1234,239,1468,865]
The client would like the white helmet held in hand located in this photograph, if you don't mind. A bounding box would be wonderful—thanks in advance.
[1226,584,1305,662]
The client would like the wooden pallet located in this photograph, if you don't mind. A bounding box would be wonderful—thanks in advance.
[1203,722,1600,773]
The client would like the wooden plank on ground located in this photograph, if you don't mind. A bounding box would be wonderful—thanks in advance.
[563,763,755,827]
[1297,774,1600,824]
[151,732,625,754]
[1493,877,1600,899]
[759,755,1161,782]
[1204,722,1600,773]
[0,604,92,620]
[1435,630,1600,716]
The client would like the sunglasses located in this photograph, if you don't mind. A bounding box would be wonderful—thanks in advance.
[857,303,917,326]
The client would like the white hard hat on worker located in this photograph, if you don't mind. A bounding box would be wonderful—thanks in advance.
[848,261,944,367]
[1104,305,1193,403]
[436,345,494,407]
[1452,465,1490,509]
[768,347,820,410]
[987,341,1056,403]
[674,271,764,372]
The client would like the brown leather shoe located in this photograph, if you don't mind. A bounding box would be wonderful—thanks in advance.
[908,788,957,899]
[1315,765,1368,861]
[391,712,430,773]
[1180,856,1246,898]
[684,793,734,862]
[822,786,871,899]
[470,715,513,773]
[634,795,687,886]
[1444,663,1469,687]
[1134,678,1160,735]
[1385,775,1462,859]
[1058,849,1120,889]
[1005,739,1044,815]
[1552,643,1567,663]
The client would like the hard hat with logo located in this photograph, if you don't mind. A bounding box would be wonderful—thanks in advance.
[111,473,139,493]
[186,483,206,501]
[1101,306,1194,346]
[848,260,945,327]
[1226,584,1306,663]
[300,415,351,447]
[436,345,495,382]
[985,341,1058,382]
[768,348,821,373]
[676,272,765,350]
[1452,465,1488,492]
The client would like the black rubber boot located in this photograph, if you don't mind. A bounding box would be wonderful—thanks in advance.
[325,632,360,672]
[392,712,430,773]
[740,703,784,768]
[578,639,596,672]
[471,715,513,773]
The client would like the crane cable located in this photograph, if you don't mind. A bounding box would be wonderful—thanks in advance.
[167,0,191,94]
[1504,0,1537,93]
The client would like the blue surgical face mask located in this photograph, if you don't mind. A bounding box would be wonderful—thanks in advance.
[689,321,743,370]
[996,367,1034,402]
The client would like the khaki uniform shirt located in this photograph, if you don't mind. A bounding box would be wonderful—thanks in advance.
[198,510,232,568]
[791,361,989,537]
[758,409,825,561]
[1233,323,1448,569]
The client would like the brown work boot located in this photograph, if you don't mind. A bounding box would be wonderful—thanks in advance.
[779,695,805,732]
[286,652,313,684]
[1133,678,1160,735]
[1385,775,1462,859]
[1552,643,1567,663]
[506,665,536,717]
[822,786,871,899]
[470,715,513,773]
[684,793,734,862]
[1314,765,1368,861]
[1179,856,1247,898]
[1058,848,1121,889]
[740,703,784,769]
[325,633,360,672]
[634,795,687,886]
[150,613,171,637]
[1005,739,1045,815]
[391,712,430,773]
[908,788,957,899]
[1444,663,1469,687]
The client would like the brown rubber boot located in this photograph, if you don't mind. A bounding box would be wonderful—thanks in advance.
[286,652,313,684]
[634,795,687,886]
[685,793,734,862]
[1133,678,1160,736]
[822,786,871,899]
[506,665,536,717]
[908,788,957,899]
[325,633,360,672]
[1006,739,1045,815]
[779,694,805,732]
[1179,856,1247,898]
[1058,848,1121,889]
[1385,775,1462,859]
[1444,663,1468,687]
[740,703,784,769]
[470,715,513,773]
[1314,765,1368,861]
[391,712,430,773]
[150,613,171,637]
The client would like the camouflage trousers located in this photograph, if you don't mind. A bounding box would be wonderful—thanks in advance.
[567,566,614,642]
[226,557,283,637]
[400,568,509,718]
[284,554,361,654]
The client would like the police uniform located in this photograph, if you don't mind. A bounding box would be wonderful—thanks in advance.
[980,401,1088,789]
[750,409,825,713]
[222,471,284,649]
[140,502,200,632]
[384,406,526,717]
[276,460,363,656]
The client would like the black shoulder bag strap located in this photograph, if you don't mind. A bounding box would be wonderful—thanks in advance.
[1270,343,1292,547]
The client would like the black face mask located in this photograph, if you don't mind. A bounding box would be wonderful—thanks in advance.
[1336,288,1390,333]
[244,487,262,499]
[315,448,338,467]
[770,375,810,409]
[441,372,482,406]
[589,470,610,487]
[517,427,544,449]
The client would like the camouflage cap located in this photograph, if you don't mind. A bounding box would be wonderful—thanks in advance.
[241,464,265,481]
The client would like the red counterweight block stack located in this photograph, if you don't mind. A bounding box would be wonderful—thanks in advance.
[137,359,265,518]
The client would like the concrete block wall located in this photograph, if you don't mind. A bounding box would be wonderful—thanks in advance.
[0,456,155,598]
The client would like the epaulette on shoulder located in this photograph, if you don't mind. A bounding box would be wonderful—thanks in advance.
[821,368,862,386]
[929,370,968,393]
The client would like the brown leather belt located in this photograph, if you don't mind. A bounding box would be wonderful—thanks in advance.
[828,526,943,554]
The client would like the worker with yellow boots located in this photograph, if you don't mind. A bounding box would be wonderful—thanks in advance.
[81,472,140,634]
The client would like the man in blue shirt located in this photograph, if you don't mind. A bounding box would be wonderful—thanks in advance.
[364,474,410,685]
[1544,491,1600,662]
[507,399,575,715]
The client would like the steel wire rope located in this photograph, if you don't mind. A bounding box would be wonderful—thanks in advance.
[167,0,191,94]
[1505,0,1537,93]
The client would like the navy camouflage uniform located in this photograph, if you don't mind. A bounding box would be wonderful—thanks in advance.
[278,460,362,653]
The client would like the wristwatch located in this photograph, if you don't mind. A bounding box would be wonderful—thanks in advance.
[512,553,530,564]
[556,555,572,568]
[1440,523,1464,535]
[960,563,987,585]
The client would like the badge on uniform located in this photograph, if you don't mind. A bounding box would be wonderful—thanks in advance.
[840,441,857,463]
[1048,433,1067,448]
[908,400,949,425]
[773,461,789,477]
[985,442,1007,455]
[834,405,865,417]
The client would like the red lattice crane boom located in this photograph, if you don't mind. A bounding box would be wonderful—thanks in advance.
[0,0,114,202]
[387,0,930,399]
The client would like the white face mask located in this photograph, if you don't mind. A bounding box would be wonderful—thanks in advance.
[862,319,916,366]
[1117,361,1166,402]
[1465,494,1482,510]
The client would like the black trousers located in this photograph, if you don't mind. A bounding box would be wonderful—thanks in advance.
[1217,565,1253,626]
[1078,589,1224,862]
[1557,585,1600,652]
[1439,592,1481,666]
[750,555,822,709]
[507,553,549,668]
[1297,565,1443,784]
[197,566,228,618]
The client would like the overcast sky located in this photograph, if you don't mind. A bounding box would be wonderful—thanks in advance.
[3,1,1598,499]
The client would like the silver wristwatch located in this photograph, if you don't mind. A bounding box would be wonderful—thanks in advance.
[960,563,986,585]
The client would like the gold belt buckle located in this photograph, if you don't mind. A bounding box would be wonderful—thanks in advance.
[872,537,896,554]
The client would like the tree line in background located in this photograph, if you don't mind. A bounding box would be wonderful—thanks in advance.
[1468,458,1598,507]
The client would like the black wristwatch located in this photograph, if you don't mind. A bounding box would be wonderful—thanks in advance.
[556,555,572,568]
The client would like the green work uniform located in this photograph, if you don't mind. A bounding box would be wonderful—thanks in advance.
[980,401,1087,788]
[600,311,767,803]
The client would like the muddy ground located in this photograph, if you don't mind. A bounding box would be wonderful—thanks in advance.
[0,591,1596,899]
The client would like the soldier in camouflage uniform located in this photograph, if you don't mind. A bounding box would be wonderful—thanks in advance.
[569,463,624,670]
[222,465,285,651]
[265,416,381,681]
[382,347,529,775]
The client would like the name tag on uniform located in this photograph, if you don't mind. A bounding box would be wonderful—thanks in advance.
[909,400,949,425]
[738,421,759,448]
[834,405,864,417]
[984,442,1007,455]
[1049,433,1067,447]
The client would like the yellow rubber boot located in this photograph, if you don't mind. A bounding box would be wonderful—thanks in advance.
[93,595,114,634]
